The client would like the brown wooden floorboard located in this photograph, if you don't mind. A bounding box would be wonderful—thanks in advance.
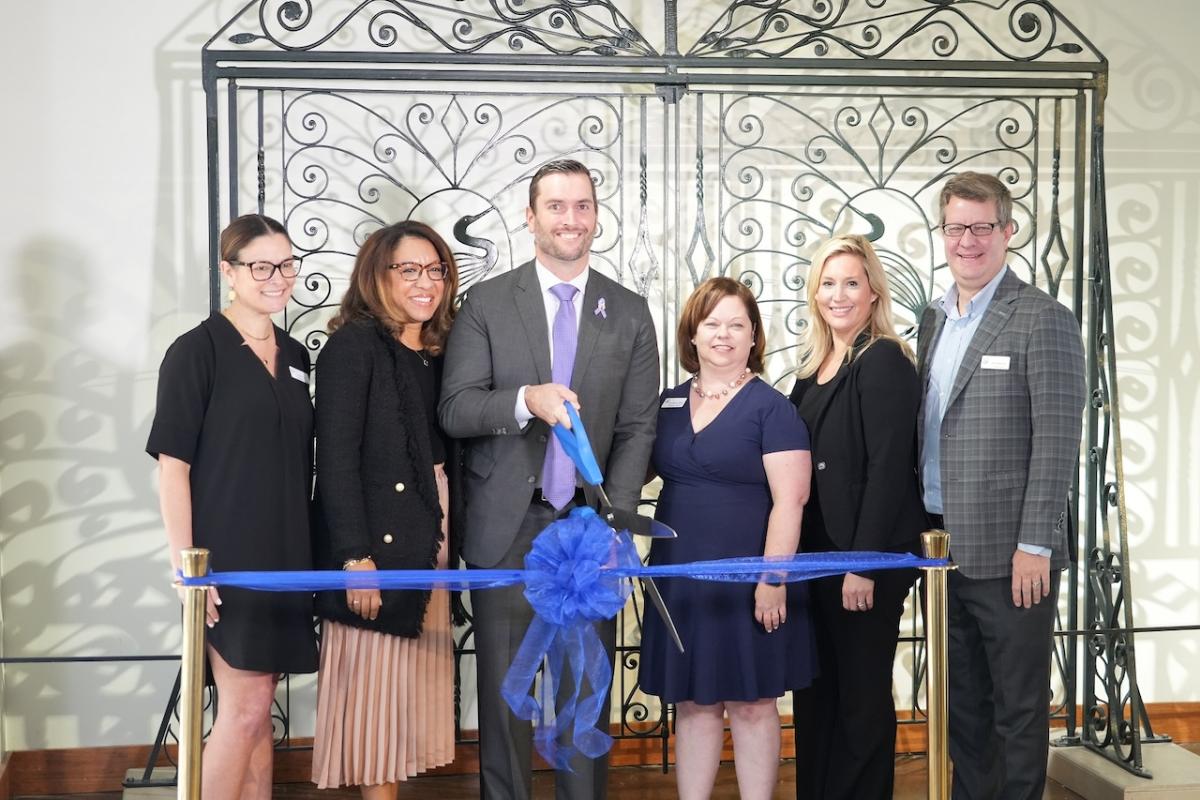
[17,745,1200,799]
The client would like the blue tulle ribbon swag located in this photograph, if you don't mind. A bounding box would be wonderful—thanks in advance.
[499,506,640,770]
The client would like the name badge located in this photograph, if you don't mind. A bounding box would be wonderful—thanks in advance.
[661,397,687,408]
[981,355,1011,371]
[289,366,309,383]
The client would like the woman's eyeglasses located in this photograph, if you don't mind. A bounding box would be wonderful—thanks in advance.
[228,257,303,281]
[388,261,449,282]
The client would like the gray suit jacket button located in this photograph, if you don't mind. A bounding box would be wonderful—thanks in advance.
[538,434,548,443]
[527,475,536,483]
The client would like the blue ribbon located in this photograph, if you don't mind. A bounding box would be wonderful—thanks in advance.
[178,542,944,768]
[177,550,943,593]
[177,406,948,769]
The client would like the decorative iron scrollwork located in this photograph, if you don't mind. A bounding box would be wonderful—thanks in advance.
[223,0,656,56]
[198,0,1144,781]
[689,0,1099,62]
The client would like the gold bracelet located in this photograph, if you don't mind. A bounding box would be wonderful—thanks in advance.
[343,556,373,569]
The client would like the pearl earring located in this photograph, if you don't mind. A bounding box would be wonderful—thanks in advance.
[228,288,236,303]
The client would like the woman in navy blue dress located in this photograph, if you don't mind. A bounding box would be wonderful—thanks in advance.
[639,277,816,800]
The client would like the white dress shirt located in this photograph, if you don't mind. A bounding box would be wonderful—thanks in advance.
[514,260,589,425]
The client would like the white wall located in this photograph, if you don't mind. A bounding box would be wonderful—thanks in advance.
[0,0,1196,750]
[1081,0,1200,699]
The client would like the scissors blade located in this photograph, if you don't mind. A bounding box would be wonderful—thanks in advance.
[641,577,685,654]
[606,507,678,538]
[582,486,683,651]
[590,484,678,539]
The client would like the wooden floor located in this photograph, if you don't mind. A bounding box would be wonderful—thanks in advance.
[15,753,1123,799]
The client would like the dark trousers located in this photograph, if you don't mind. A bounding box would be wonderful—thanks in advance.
[946,570,1059,800]
[470,500,616,800]
[794,568,915,800]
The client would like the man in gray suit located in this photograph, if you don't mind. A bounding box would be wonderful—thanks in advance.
[918,171,1085,799]
[439,159,659,799]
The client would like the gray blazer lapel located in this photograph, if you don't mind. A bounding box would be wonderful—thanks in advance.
[917,305,944,389]
[514,261,552,384]
[571,271,607,390]
[945,270,1021,409]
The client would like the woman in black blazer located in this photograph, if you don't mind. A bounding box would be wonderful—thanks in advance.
[310,221,460,797]
[789,234,927,800]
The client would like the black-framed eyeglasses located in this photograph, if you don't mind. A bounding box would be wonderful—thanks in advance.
[388,261,449,282]
[939,222,1004,238]
[228,257,303,281]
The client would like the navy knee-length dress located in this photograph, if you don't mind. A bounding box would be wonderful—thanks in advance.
[638,377,818,704]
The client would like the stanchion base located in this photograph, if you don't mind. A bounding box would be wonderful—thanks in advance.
[120,767,175,798]
[1048,742,1200,798]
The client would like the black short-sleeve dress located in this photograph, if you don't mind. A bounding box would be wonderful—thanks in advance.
[147,312,318,675]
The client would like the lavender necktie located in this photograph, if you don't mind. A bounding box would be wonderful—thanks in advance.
[541,282,580,509]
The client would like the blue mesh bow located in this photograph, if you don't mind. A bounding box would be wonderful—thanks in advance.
[499,506,640,769]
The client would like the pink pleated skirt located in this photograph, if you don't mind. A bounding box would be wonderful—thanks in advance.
[311,590,455,787]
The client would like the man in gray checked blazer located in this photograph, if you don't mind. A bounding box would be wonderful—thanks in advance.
[439,159,659,800]
[918,171,1085,800]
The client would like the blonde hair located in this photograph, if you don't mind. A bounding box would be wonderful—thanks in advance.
[797,235,913,379]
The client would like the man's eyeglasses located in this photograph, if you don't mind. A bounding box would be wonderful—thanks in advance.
[228,257,303,281]
[939,222,1005,238]
[389,261,449,282]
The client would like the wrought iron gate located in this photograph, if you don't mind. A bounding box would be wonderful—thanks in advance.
[148,0,1155,781]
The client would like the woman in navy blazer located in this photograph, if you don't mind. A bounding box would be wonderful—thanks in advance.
[789,235,927,800]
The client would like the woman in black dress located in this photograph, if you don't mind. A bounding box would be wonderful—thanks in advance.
[147,214,317,800]
[789,235,926,800]
[309,221,460,797]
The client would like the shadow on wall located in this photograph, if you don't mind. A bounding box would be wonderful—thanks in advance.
[1088,1,1200,698]
[0,236,178,747]
[0,0,312,751]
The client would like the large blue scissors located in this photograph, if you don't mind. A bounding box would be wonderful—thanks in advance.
[552,403,685,653]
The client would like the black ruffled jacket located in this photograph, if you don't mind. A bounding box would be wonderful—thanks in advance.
[311,317,458,637]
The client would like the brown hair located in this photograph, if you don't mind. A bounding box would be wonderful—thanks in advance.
[329,221,459,355]
[676,277,766,375]
[219,214,289,263]
[939,171,1013,225]
[796,235,913,379]
[528,158,597,209]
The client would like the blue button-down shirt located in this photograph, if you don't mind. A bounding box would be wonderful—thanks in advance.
[921,266,1008,513]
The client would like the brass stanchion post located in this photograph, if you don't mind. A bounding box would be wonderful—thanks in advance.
[178,548,209,800]
[921,530,953,800]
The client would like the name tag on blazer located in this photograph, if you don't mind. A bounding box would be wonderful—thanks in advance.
[981,355,1011,371]
[289,366,309,383]
[661,397,687,408]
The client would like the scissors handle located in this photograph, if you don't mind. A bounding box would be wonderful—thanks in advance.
[550,402,603,486]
